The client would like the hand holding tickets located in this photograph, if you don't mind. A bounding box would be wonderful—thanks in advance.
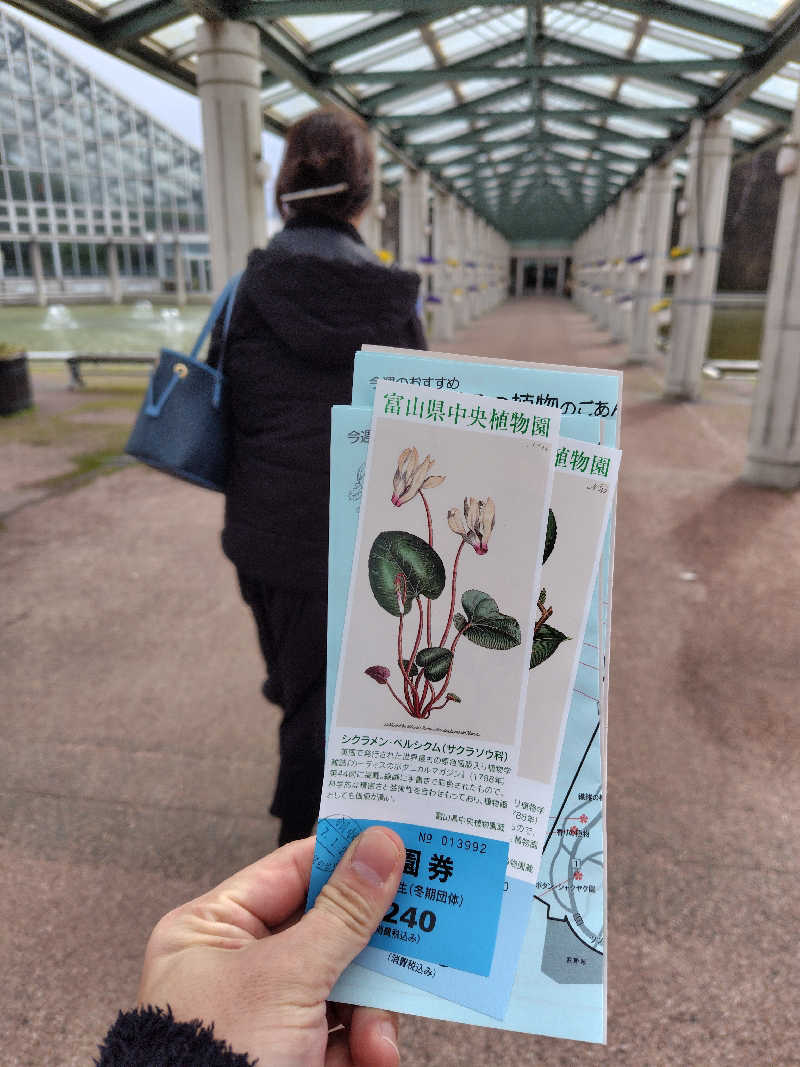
[136,829,404,1067]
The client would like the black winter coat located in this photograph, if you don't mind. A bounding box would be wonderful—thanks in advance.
[96,1006,256,1066]
[209,213,426,591]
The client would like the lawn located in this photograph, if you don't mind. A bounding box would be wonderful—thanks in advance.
[706,307,764,362]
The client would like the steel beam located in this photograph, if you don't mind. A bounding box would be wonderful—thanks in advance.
[600,0,767,50]
[98,0,190,46]
[385,105,694,127]
[310,3,465,66]
[322,57,744,86]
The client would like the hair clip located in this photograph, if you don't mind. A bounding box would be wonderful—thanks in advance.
[280,182,349,203]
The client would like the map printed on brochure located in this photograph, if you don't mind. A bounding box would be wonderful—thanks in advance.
[310,347,621,1045]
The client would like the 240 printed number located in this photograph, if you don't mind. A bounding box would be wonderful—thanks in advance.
[382,903,437,932]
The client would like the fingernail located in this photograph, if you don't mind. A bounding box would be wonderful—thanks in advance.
[350,827,402,887]
[377,1018,400,1064]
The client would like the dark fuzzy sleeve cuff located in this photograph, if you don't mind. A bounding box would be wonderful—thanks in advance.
[95,1005,258,1066]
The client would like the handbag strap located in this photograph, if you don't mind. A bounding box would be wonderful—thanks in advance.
[189,271,243,367]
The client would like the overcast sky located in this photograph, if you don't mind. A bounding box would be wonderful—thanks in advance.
[4,3,285,211]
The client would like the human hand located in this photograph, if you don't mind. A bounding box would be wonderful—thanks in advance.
[137,827,405,1066]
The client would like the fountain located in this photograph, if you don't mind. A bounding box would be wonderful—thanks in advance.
[131,300,155,321]
[159,307,184,334]
[42,304,78,330]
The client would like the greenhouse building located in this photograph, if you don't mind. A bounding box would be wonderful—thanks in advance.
[0,5,211,304]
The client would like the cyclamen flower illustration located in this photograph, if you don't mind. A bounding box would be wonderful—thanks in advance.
[447,497,495,555]
[367,444,529,720]
[365,665,390,684]
[391,446,445,506]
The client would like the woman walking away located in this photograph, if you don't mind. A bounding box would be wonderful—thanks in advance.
[209,108,426,845]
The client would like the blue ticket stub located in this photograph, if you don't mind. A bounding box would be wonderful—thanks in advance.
[307,818,509,977]
[358,875,533,1019]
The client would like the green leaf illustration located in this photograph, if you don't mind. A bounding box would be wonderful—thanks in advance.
[542,509,557,565]
[456,589,521,651]
[538,587,547,608]
[402,658,418,678]
[368,531,446,616]
[415,646,453,682]
[530,624,570,669]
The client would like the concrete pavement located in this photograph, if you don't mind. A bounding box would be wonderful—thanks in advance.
[2,295,798,1065]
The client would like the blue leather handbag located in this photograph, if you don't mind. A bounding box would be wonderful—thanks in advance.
[125,273,241,492]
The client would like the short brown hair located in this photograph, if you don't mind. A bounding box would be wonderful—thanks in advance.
[275,108,374,223]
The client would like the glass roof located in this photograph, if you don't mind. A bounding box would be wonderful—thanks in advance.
[9,0,800,240]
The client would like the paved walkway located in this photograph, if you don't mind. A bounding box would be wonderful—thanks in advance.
[2,296,798,1065]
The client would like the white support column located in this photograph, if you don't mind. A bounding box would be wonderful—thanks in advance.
[155,241,167,287]
[475,218,485,312]
[743,99,800,488]
[589,221,603,319]
[173,239,187,307]
[609,192,631,340]
[489,227,497,307]
[462,210,475,317]
[619,186,644,344]
[664,117,733,400]
[471,217,481,313]
[107,242,122,305]
[576,233,585,309]
[485,226,495,308]
[492,231,505,307]
[495,232,507,307]
[358,128,383,253]
[399,164,429,271]
[500,234,510,305]
[30,239,46,307]
[453,203,469,328]
[480,220,491,312]
[430,188,454,341]
[443,194,460,327]
[630,161,675,363]
[52,241,65,293]
[196,20,266,293]
[597,207,615,329]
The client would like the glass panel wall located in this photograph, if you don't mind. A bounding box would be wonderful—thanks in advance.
[0,7,210,290]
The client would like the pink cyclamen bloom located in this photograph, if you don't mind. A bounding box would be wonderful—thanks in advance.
[447,496,496,555]
[391,446,445,506]
[365,665,391,684]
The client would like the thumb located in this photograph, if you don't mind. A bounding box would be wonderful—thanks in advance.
[289,826,405,996]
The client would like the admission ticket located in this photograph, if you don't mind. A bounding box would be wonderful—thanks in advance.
[309,381,560,975]
[323,410,620,1016]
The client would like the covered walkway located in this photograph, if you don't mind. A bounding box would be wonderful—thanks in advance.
[2,294,798,1064]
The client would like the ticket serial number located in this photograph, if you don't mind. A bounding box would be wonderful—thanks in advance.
[438,835,487,854]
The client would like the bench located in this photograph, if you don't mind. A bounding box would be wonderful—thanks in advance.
[702,359,760,380]
[28,351,155,388]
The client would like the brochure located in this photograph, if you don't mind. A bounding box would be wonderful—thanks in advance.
[314,350,621,1043]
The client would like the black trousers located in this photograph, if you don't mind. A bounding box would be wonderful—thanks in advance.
[237,572,327,842]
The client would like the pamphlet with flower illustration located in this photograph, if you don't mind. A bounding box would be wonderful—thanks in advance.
[308,381,560,976]
[316,350,621,1044]
[322,407,620,1019]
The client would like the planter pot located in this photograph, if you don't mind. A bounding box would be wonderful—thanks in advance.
[0,353,33,416]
